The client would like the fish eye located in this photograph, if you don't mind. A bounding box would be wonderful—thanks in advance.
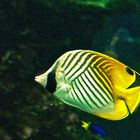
[125,67,134,76]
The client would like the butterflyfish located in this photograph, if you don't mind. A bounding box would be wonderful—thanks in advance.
[35,50,140,120]
[81,121,107,137]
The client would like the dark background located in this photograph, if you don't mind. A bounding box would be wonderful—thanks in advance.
[0,0,140,140]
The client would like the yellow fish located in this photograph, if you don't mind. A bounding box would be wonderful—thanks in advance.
[35,50,140,120]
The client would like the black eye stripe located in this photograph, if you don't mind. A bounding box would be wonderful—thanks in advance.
[126,67,134,75]
[46,71,56,93]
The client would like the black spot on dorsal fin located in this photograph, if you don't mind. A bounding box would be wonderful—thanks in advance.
[126,67,134,75]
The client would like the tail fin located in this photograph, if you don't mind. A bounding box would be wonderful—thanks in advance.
[123,87,140,114]
[94,86,140,120]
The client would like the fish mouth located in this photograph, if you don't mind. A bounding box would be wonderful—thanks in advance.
[34,75,46,88]
[35,76,41,83]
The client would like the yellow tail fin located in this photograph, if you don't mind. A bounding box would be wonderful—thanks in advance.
[123,87,140,114]
[94,86,140,120]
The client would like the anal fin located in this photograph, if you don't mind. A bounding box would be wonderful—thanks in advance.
[94,99,129,120]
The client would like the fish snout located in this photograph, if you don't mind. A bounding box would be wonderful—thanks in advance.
[35,75,47,88]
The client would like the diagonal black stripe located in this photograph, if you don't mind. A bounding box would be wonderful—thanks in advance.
[99,61,111,70]
[90,66,113,101]
[68,54,113,102]
[79,76,101,108]
[80,74,104,107]
[61,52,72,67]
[76,78,92,109]
[68,53,97,80]
[94,58,112,92]
[63,51,80,71]
[87,68,110,104]
[70,89,78,103]
[72,81,83,105]
[65,52,87,76]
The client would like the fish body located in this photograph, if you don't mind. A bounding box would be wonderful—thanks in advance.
[35,50,140,120]
[81,121,106,137]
